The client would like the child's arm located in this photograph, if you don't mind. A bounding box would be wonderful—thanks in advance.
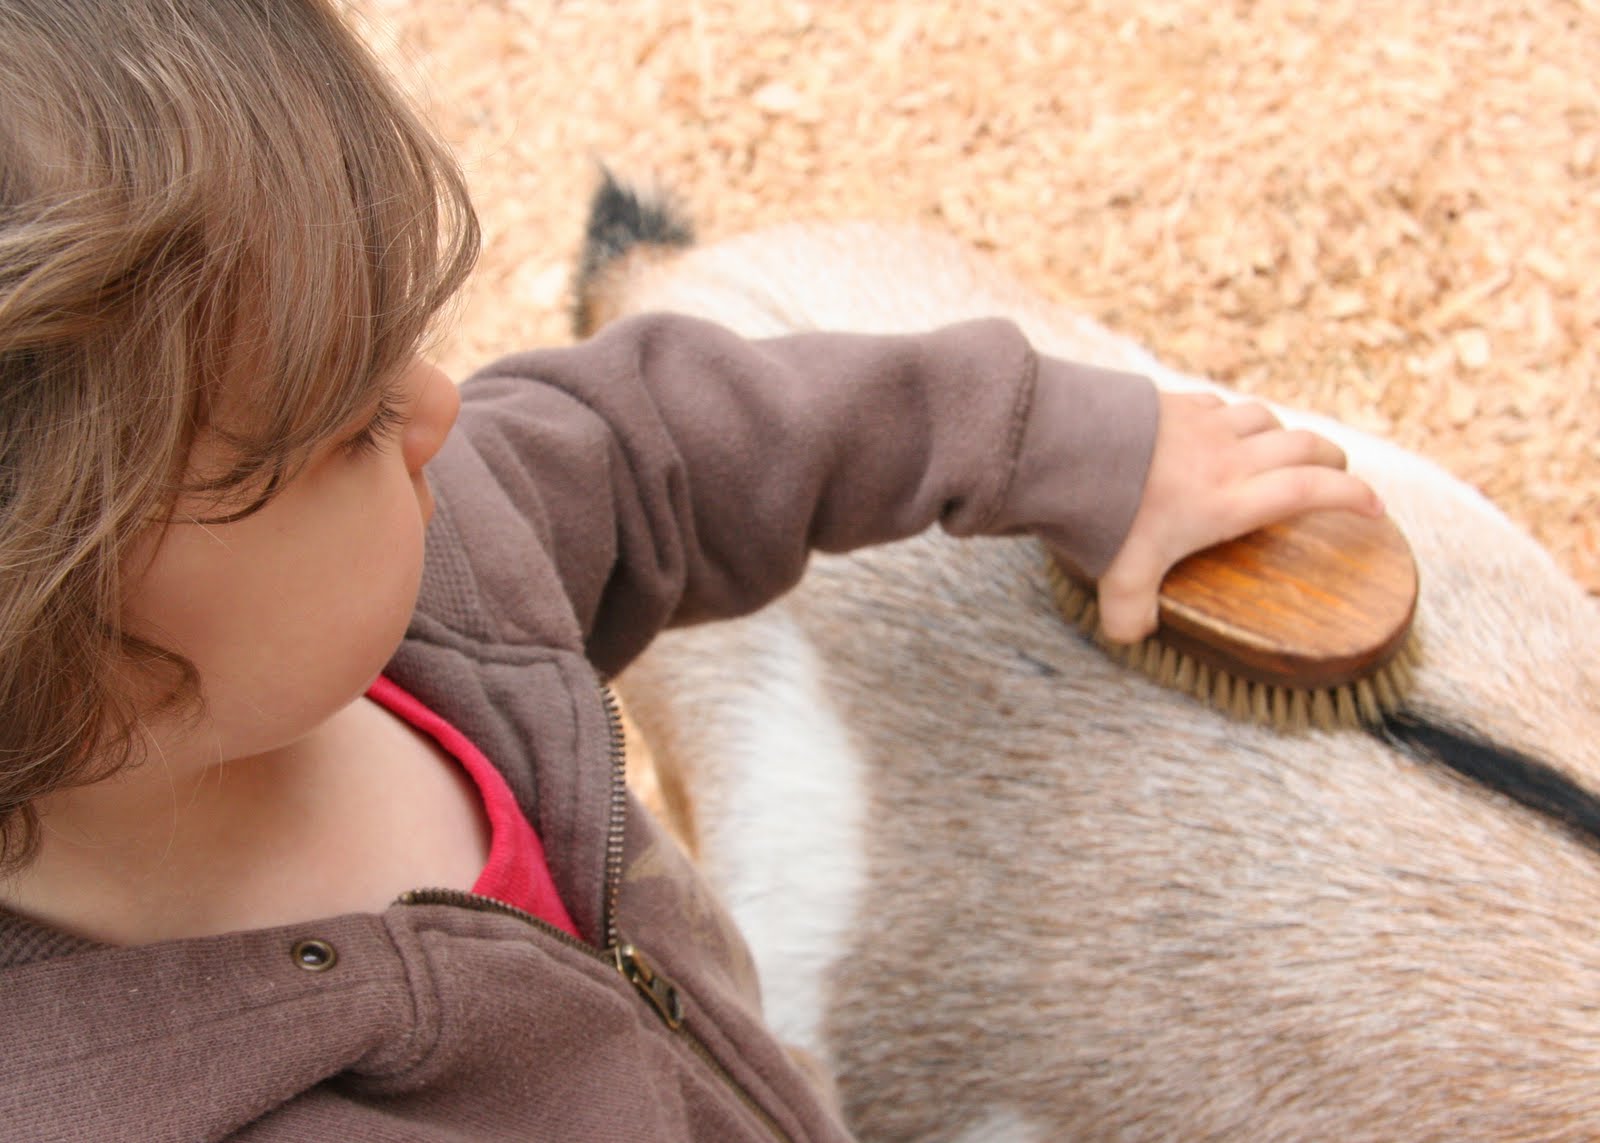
[423,313,1370,673]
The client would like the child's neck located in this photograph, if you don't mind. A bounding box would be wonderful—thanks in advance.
[0,696,489,946]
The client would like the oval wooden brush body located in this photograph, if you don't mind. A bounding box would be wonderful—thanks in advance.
[1050,509,1421,729]
[1158,509,1418,690]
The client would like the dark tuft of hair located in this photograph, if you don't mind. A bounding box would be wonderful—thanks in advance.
[1378,711,1600,856]
[570,166,694,338]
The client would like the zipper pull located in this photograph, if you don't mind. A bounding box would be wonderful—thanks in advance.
[614,942,686,1030]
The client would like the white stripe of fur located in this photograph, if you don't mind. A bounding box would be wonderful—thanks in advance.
[688,613,866,1064]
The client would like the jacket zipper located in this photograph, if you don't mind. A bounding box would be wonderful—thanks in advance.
[597,680,628,952]
[397,682,793,1143]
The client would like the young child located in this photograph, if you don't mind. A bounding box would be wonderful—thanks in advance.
[0,2,1379,1139]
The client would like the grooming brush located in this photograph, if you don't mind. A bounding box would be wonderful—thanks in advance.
[1047,509,1420,731]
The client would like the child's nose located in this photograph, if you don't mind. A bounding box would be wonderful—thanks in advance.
[402,361,460,474]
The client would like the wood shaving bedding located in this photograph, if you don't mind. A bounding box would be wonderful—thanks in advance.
[348,0,1600,593]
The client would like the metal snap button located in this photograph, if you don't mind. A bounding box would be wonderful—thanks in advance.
[291,938,338,972]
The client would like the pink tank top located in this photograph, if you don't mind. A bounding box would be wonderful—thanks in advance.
[367,675,580,938]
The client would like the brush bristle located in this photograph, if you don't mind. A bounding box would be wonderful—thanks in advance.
[1045,560,1417,732]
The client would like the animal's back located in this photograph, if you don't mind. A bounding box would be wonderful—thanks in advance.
[596,210,1600,1141]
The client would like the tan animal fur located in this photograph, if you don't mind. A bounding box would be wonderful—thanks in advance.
[587,218,1600,1142]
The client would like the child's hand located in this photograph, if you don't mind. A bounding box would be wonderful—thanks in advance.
[1094,391,1383,644]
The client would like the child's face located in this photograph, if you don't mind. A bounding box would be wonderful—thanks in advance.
[120,359,460,767]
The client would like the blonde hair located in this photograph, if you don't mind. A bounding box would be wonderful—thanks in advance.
[0,0,479,868]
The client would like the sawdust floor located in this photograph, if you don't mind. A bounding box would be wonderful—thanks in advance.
[350,0,1599,594]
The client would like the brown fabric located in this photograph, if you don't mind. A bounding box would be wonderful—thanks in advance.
[0,313,1156,1141]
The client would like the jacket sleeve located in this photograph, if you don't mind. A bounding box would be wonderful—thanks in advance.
[415,312,1158,676]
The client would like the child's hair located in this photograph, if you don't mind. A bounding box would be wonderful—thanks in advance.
[0,0,479,870]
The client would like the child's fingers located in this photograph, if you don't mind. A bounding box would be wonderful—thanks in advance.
[1174,390,1227,410]
[1234,427,1348,475]
[1233,465,1383,530]
[1096,559,1163,643]
[1218,400,1282,437]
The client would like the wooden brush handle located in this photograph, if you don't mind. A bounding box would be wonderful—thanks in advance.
[1154,509,1418,689]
